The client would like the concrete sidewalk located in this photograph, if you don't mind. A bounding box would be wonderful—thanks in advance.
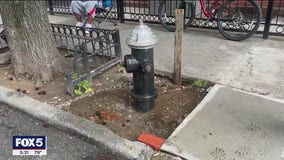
[162,85,284,160]
[48,14,284,100]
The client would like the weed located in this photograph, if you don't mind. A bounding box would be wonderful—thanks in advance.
[74,80,93,96]
[40,80,46,85]
[71,73,79,80]
[193,79,207,88]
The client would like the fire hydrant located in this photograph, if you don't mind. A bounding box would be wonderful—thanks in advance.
[124,20,158,112]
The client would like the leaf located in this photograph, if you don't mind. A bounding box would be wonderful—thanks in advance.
[86,88,93,93]
[74,89,82,96]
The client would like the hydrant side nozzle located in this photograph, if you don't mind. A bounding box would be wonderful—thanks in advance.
[124,55,140,73]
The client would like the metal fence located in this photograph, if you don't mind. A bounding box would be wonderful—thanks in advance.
[47,0,283,38]
[51,23,122,95]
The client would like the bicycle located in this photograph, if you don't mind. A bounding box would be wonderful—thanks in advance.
[158,0,262,41]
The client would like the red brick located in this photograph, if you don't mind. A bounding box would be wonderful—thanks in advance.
[137,132,165,151]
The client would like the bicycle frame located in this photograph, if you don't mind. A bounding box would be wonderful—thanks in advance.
[199,0,221,18]
[185,0,222,18]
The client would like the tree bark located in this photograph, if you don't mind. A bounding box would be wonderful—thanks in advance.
[0,0,66,81]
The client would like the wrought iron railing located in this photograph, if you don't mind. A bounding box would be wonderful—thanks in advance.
[31,0,284,38]
[51,24,121,95]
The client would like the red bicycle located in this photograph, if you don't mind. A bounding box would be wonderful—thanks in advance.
[158,0,262,41]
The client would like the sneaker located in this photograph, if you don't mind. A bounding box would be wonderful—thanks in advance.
[85,23,92,29]
[75,22,84,27]
[85,23,93,34]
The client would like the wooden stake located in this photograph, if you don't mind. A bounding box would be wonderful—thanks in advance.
[173,9,184,85]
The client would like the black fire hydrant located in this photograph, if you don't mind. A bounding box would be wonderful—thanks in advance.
[124,20,158,112]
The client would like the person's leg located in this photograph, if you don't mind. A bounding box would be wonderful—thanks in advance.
[75,14,82,22]
[86,15,94,24]
[84,1,100,28]
[70,1,85,27]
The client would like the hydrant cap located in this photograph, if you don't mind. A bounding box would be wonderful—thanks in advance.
[127,20,158,49]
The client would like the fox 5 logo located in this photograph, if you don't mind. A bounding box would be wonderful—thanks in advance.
[13,136,46,149]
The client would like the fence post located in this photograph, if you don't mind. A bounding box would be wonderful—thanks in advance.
[263,0,274,39]
[48,0,54,15]
[113,29,122,58]
[173,9,184,85]
[118,0,125,23]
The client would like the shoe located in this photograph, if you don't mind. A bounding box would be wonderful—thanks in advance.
[85,23,93,34]
[75,22,84,27]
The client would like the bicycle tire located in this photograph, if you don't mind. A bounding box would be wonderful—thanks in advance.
[158,1,194,32]
[217,0,262,41]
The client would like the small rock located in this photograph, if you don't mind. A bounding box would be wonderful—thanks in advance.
[163,89,167,93]
[206,86,213,92]
[95,82,103,88]
[153,152,160,157]
[25,74,29,79]
[183,114,188,118]
[173,88,181,91]
[117,68,124,73]
[177,117,184,124]
[35,80,44,88]
[257,90,270,95]
[89,117,96,121]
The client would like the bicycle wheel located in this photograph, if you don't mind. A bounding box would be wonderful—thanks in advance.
[158,1,194,32]
[217,0,262,41]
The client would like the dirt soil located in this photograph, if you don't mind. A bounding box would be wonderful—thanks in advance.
[0,58,208,141]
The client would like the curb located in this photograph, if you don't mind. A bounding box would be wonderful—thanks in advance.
[0,85,154,160]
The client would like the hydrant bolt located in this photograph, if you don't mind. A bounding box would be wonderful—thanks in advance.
[142,64,152,73]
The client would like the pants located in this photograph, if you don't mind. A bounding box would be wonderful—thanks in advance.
[70,1,102,18]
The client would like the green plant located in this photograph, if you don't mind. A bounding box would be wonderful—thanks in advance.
[193,79,207,88]
[39,80,46,85]
[74,80,93,96]
[71,73,79,80]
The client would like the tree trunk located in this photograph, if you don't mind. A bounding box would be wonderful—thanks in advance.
[0,0,66,81]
